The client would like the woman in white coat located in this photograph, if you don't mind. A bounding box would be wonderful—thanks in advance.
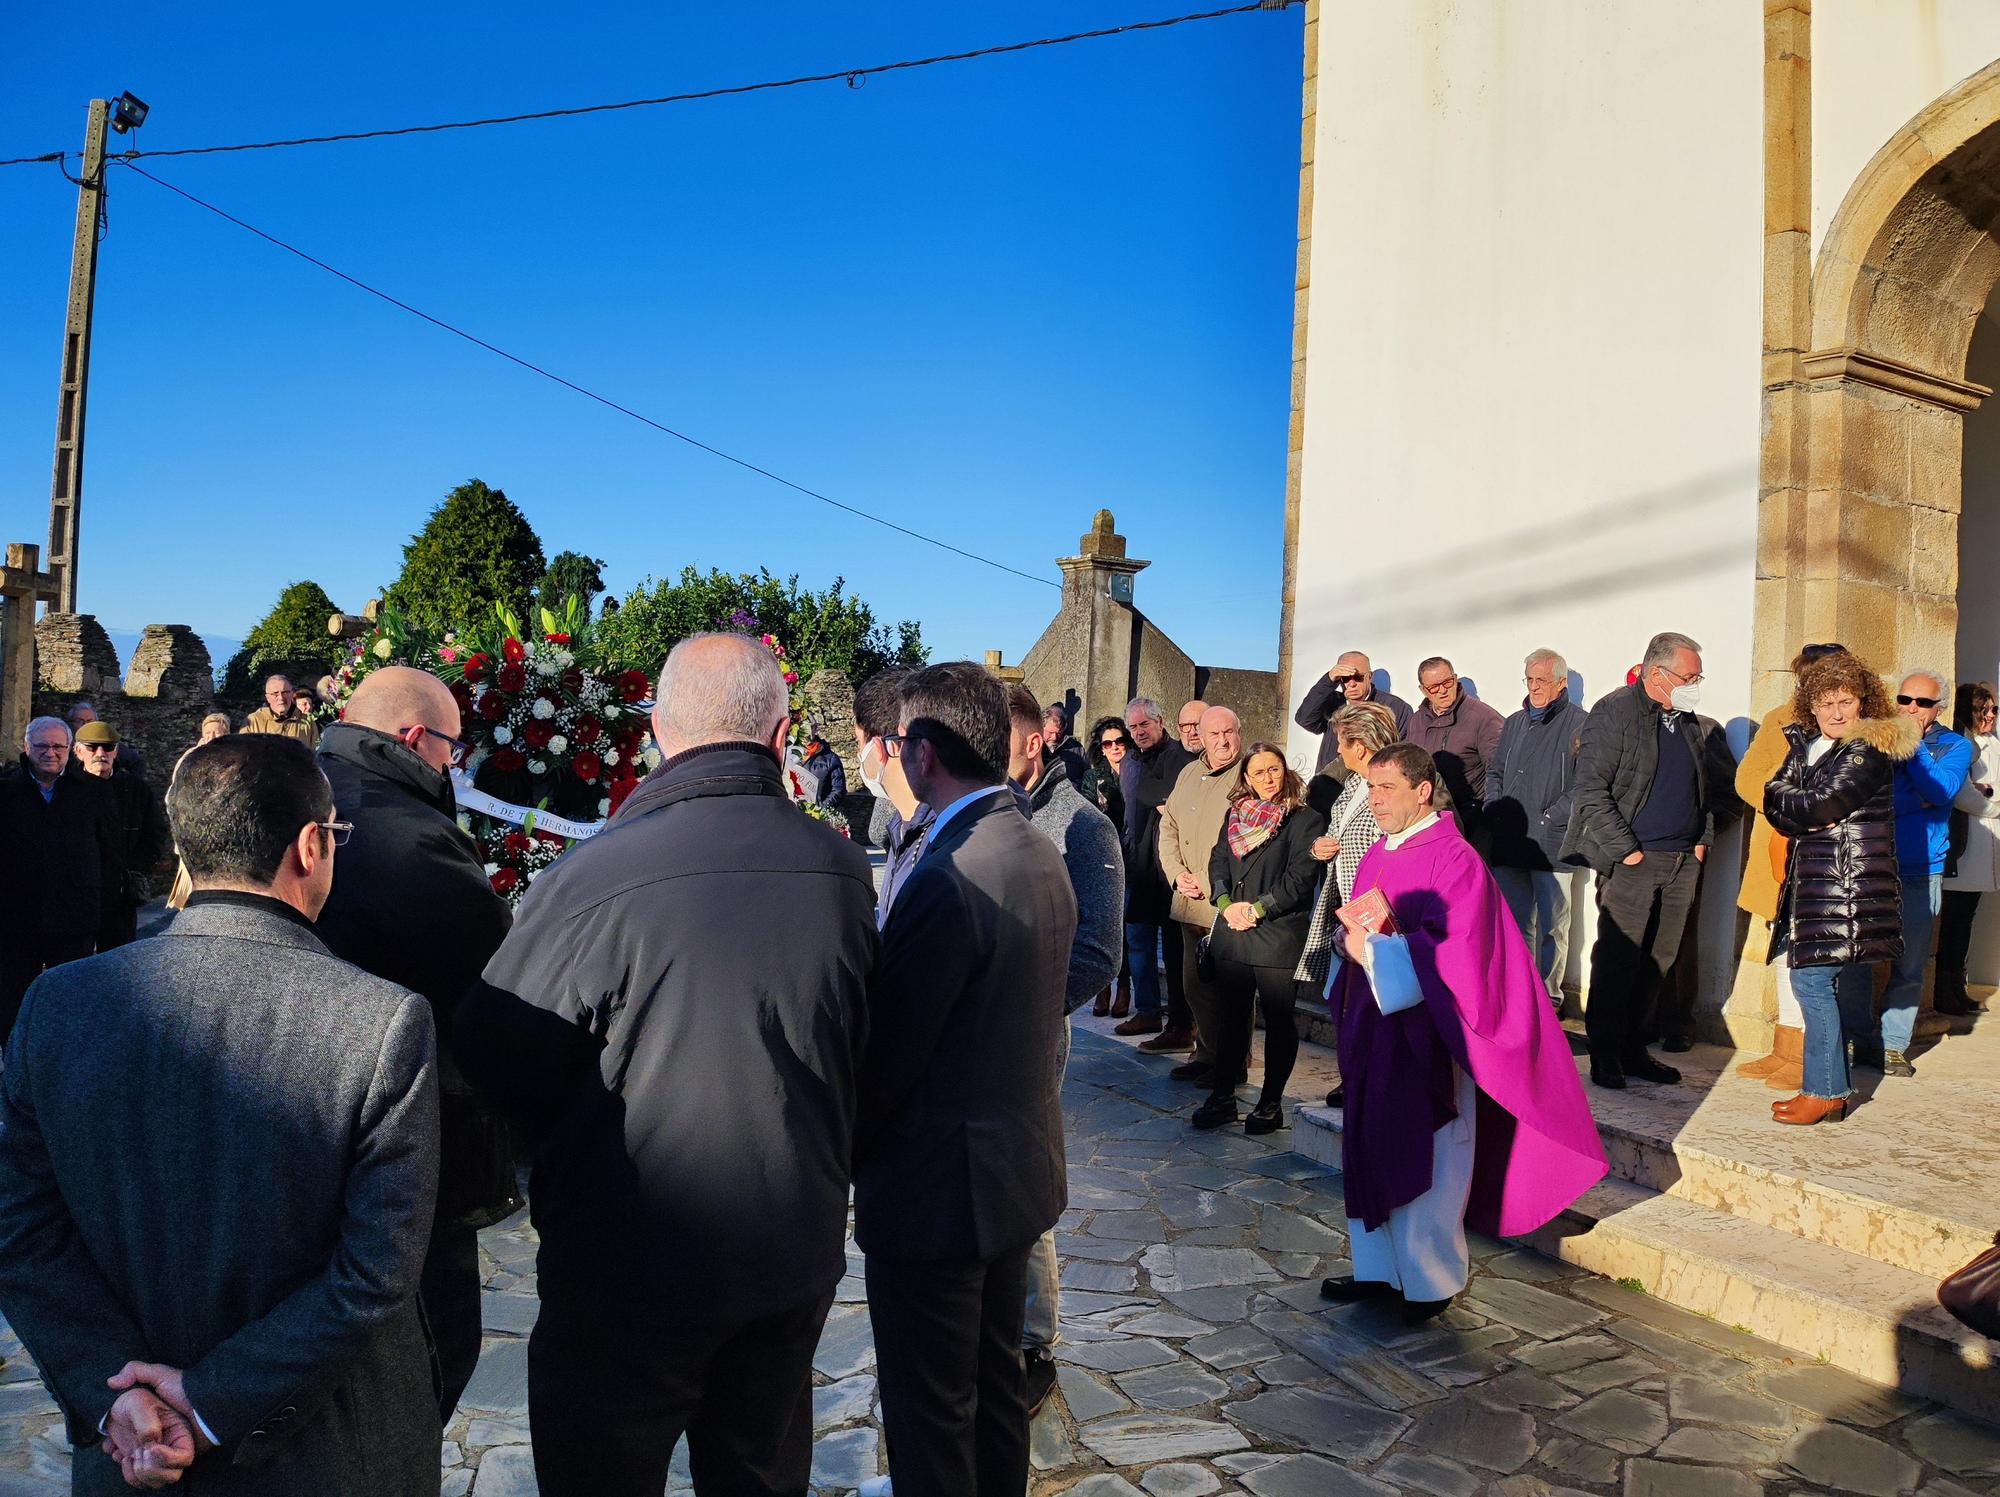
[1939,681,2000,1016]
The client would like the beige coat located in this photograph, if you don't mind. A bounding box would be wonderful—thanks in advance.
[1735,705,1792,924]
[242,706,321,749]
[1158,755,1241,928]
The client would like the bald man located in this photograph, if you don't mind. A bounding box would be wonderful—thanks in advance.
[314,667,515,1424]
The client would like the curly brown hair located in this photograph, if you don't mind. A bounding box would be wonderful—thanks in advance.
[1791,652,1893,731]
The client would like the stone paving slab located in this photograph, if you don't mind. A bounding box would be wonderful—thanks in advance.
[2,1025,1997,1496]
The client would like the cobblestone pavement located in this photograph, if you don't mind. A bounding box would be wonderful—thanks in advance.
[3,1026,1997,1495]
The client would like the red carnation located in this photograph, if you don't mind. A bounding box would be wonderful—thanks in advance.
[572,751,603,783]
[572,717,602,746]
[497,663,528,694]
[619,669,650,704]
[546,632,572,646]
[490,747,526,773]
[502,637,526,665]
[477,692,508,722]
[462,653,490,684]
[522,719,555,750]
[489,867,519,896]
[502,831,531,857]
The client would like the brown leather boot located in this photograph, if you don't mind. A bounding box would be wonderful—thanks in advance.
[1736,1023,1797,1078]
[1092,986,1112,1017]
[1760,1024,1806,1091]
[1109,974,1132,1018]
[1772,1092,1849,1126]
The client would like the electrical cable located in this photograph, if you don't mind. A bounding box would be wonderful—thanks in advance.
[0,3,1291,169]
[119,161,1061,589]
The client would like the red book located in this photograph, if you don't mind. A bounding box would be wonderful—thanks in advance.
[1336,886,1397,938]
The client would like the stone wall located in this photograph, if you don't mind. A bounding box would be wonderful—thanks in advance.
[1195,666,1282,748]
[125,625,214,704]
[34,613,121,695]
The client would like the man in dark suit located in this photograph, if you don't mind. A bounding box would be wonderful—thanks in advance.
[0,733,441,1495]
[314,665,517,1423]
[457,633,877,1497]
[857,662,1078,1496]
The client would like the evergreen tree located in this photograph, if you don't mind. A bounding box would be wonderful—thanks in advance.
[535,551,607,621]
[221,579,344,696]
[386,479,546,637]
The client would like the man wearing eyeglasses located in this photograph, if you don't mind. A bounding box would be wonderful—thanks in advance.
[314,665,515,1424]
[1560,632,1719,1091]
[242,673,322,749]
[0,716,123,1039]
[1871,669,1974,1078]
[1294,651,1413,772]
[68,719,170,949]
[0,732,442,1494]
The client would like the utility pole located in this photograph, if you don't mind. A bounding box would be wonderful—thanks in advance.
[44,97,110,617]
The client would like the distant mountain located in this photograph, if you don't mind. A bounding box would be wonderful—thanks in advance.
[102,628,245,688]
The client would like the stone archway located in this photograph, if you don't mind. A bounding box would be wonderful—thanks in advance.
[1760,58,2000,703]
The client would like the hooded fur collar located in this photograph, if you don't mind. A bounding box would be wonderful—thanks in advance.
[1784,714,1921,761]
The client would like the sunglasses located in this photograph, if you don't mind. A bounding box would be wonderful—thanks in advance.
[1897,694,1940,709]
[1099,736,1129,750]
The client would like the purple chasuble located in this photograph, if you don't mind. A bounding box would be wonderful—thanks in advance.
[1332,815,1606,1234]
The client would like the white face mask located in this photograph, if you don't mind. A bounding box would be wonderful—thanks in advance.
[1669,683,1701,713]
[857,738,890,799]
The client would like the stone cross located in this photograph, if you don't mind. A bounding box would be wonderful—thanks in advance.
[0,542,60,753]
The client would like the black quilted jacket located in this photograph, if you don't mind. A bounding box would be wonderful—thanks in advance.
[1765,714,1918,968]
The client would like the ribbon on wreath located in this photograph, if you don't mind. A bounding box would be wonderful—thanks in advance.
[450,769,607,842]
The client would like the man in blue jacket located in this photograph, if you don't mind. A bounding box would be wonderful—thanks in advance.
[1485,649,1586,1010]
[1863,668,1973,1077]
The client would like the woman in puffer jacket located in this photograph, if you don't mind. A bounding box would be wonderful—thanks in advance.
[1763,652,1919,1125]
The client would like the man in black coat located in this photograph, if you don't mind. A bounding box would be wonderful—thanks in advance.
[457,634,877,1497]
[0,716,122,1039]
[314,666,516,1424]
[0,733,441,1496]
[69,720,171,948]
[1560,631,1718,1090]
[1294,649,1414,772]
[858,662,1077,1497]
[1117,697,1196,1047]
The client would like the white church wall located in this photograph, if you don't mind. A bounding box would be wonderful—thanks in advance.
[1290,2,1764,1010]
[1813,2,2000,266]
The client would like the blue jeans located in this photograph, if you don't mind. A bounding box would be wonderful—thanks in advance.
[1124,921,1164,1015]
[1868,873,1937,1055]
[1790,964,1856,1100]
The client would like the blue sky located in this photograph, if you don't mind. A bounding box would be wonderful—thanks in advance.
[0,5,1302,671]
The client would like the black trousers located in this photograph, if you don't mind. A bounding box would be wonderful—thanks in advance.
[0,931,95,1042]
[527,1289,832,1497]
[1160,920,1191,1030]
[1939,890,1982,970]
[422,1223,482,1422]
[1208,957,1299,1105]
[1585,852,1701,1065]
[1656,861,1709,1047]
[867,1243,1034,1497]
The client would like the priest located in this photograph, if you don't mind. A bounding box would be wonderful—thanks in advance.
[1323,743,1606,1321]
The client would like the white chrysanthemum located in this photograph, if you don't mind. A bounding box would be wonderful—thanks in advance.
[527,759,548,775]
[492,725,513,745]
[548,734,568,755]
[372,637,393,660]
[603,748,620,767]
[533,652,559,677]
[640,742,663,770]
[532,698,556,720]
[483,862,500,876]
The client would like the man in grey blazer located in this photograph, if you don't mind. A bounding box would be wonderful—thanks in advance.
[857,663,1077,1497]
[0,734,441,1495]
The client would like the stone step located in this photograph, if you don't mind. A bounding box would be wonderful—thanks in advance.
[1289,1099,1999,1424]
[1574,1039,1998,1281]
[1535,1175,1998,1425]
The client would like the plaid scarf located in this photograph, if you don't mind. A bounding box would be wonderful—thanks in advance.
[1225,796,1288,860]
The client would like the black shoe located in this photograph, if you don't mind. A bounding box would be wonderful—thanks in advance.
[1170,1060,1215,1085]
[1660,1035,1694,1054]
[1623,1054,1682,1085]
[1935,993,1981,1017]
[1852,1042,1884,1072]
[1882,1049,1916,1078]
[1025,1349,1058,1418]
[1589,1059,1626,1090]
[1244,1102,1286,1135]
[1320,1276,1399,1303]
[1190,1097,1240,1131]
[1325,1087,1345,1108]
[1401,1296,1454,1324]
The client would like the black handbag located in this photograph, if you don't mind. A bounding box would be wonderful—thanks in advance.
[1939,1232,2000,1341]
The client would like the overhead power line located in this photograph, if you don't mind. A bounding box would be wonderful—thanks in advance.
[1,3,1294,170]
[119,162,1061,589]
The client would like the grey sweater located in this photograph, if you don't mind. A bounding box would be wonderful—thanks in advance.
[1024,770,1127,1012]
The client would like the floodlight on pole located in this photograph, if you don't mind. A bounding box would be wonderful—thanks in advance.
[110,92,148,135]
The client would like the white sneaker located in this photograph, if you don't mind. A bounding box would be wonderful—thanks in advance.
[856,1478,894,1497]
